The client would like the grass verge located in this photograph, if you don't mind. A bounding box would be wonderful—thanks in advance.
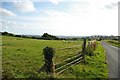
[58,41,108,79]
[105,40,120,48]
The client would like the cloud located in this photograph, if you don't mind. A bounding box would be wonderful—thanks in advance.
[44,10,69,17]
[1,19,26,31]
[105,2,118,9]
[49,0,62,5]
[1,0,118,36]
[0,7,17,16]
[0,22,2,27]
[12,0,37,13]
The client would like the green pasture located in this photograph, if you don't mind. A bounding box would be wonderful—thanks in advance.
[2,36,108,78]
[2,36,82,78]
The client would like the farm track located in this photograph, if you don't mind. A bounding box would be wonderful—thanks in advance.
[101,42,119,79]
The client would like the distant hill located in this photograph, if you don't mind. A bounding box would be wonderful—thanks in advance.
[1,31,119,40]
[1,32,61,40]
[1,31,42,39]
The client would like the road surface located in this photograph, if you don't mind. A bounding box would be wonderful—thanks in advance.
[101,42,119,79]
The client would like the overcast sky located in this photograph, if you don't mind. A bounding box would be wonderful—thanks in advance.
[0,0,119,36]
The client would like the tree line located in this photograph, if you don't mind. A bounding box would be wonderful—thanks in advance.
[1,32,78,40]
[1,31,119,41]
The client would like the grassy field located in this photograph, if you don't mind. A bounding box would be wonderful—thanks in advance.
[57,41,108,78]
[2,36,108,78]
[2,36,82,78]
[105,40,120,48]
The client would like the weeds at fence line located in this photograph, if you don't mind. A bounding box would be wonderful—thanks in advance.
[38,39,100,78]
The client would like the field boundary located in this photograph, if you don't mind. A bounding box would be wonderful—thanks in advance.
[54,53,83,74]
[55,44,81,51]
[38,39,87,76]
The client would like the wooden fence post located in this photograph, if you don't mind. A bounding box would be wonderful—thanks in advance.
[43,47,55,76]
[82,38,86,63]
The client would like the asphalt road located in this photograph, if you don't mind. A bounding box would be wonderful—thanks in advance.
[101,42,119,79]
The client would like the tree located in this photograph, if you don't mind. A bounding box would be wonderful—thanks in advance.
[41,33,59,40]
